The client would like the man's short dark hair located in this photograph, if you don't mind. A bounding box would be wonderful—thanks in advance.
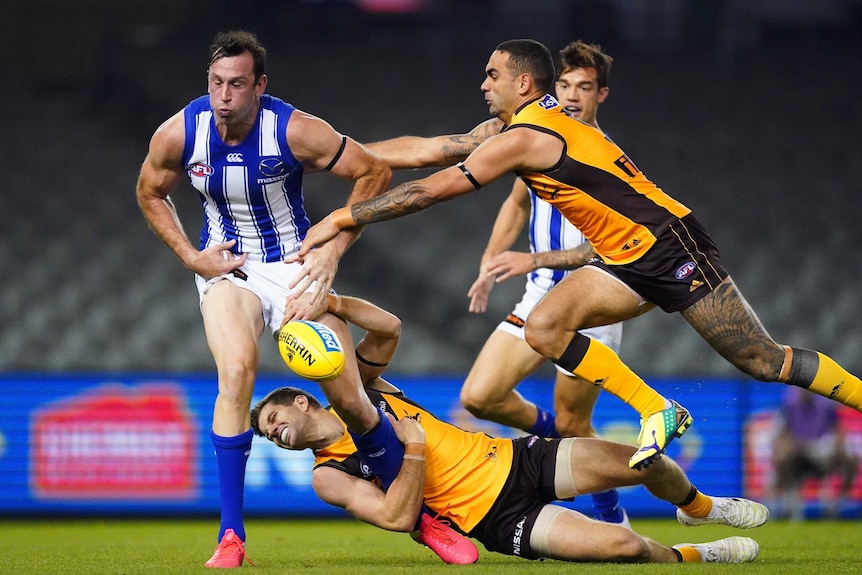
[495,39,555,93]
[558,40,613,88]
[250,386,322,436]
[208,30,267,81]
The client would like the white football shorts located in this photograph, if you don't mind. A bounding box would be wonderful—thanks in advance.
[497,279,623,375]
[195,256,316,336]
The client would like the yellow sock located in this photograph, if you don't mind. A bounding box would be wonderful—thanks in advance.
[574,338,667,417]
[807,352,862,411]
[679,491,713,518]
[676,546,702,562]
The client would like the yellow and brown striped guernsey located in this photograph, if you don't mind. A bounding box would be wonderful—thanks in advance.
[314,388,514,533]
[507,95,691,265]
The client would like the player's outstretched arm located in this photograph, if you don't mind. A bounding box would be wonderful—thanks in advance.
[524,242,595,271]
[286,111,392,305]
[467,178,531,313]
[298,126,563,257]
[367,119,504,169]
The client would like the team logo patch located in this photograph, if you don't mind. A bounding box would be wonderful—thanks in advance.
[485,445,498,461]
[187,163,213,177]
[538,94,559,110]
[674,261,697,279]
[259,157,285,177]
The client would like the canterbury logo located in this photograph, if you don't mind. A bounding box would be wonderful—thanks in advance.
[829,381,844,399]
[226,153,244,162]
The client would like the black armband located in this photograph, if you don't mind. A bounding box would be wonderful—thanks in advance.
[323,135,348,171]
[456,162,483,190]
[356,351,389,368]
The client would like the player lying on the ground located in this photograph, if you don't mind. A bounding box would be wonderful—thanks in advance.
[279,293,478,564]
[255,295,769,564]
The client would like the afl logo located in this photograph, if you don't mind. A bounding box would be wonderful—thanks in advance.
[188,163,213,177]
[259,157,285,177]
[675,261,697,279]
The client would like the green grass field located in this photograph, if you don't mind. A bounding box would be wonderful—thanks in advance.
[4,517,860,574]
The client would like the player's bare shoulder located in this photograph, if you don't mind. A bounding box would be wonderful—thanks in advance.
[147,110,186,168]
[137,109,186,197]
[493,123,563,171]
[284,109,344,169]
[465,124,562,183]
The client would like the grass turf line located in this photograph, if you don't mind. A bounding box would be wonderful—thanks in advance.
[2,518,859,574]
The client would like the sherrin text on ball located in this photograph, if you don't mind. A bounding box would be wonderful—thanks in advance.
[278,320,346,382]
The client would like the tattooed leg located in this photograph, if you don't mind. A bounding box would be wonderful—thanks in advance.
[680,277,785,381]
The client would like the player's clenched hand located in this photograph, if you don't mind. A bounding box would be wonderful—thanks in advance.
[485,250,535,283]
[189,240,248,280]
[287,241,339,309]
[388,413,426,447]
[467,269,495,314]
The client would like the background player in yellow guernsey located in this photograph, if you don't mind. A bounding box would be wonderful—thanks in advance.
[293,38,862,471]
[252,293,768,564]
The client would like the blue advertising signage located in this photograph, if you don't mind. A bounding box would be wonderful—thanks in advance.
[1,373,859,518]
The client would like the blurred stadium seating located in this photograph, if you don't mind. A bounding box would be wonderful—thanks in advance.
[2,2,860,376]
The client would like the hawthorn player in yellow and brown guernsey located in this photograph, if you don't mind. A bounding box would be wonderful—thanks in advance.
[366,40,630,527]
[253,293,768,564]
[292,38,862,471]
[314,389,512,533]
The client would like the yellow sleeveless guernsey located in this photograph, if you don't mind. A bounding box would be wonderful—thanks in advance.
[314,389,513,533]
[507,95,691,265]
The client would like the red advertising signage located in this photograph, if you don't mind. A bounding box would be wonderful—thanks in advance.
[30,384,198,499]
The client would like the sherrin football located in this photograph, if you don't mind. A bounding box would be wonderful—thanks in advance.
[278,320,346,382]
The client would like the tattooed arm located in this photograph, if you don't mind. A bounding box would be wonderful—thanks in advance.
[366,119,504,169]
[296,126,564,258]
